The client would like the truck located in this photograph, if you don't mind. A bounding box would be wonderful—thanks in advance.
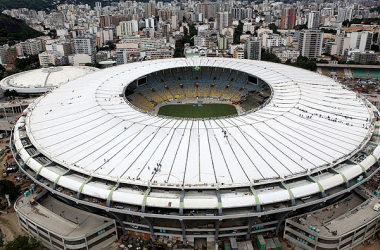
[373,203,380,211]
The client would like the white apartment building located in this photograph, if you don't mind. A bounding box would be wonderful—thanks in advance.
[39,51,58,67]
[349,31,373,52]
[298,30,323,59]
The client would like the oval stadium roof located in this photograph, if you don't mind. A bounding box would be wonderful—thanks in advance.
[23,58,375,189]
[0,66,99,94]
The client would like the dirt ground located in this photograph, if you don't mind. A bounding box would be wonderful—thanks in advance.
[0,210,25,244]
[0,136,32,245]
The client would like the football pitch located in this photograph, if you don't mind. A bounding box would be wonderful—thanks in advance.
[158,104,237,118]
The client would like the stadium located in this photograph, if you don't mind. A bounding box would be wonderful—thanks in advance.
[10,58,380,249]
[0,66,99,95]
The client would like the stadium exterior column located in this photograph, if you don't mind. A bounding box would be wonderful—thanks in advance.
[180,219,186,243]
[275,211,292,235]
[179,189,185,216]
[108,211,127,235]
[216,189,222,216]
[142,217,156,241]
[245,217,258,240]
[214,219,222,240]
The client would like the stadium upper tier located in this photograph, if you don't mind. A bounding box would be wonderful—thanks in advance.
[12,58,380,210]
[0,66,99,94]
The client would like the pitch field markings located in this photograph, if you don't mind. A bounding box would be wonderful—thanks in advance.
[158,104,238,118]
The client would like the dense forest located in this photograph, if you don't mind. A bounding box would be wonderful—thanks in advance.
[0,14,44,45]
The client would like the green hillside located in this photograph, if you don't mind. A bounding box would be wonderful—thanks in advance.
[0,14,44,45]
[0,0,53,11]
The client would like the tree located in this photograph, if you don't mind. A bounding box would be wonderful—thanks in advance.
[189,24,197,37]
[342,19,350,27]
[233,21,243,44]
[106,41,116,50]
[0,179,21,200]
[291,56,317,71]
[295,24,307,30]
[3,235,42,250]
[317,59,329,64]
[268,23,280,35]
[321,28,337,34]
[15,55,39,71]
[261,49,281,63]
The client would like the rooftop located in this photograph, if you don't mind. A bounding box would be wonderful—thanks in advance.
[0,66,99,94]
[15,192,114,239]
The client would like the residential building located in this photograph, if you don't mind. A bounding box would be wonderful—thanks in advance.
[197,3,218,19]
[145,2,156,19]
[0,45,9,65]
[273,48,300,63]
[217,12,231,33]
[172,15,178,30]
[39,51,58,67]
[244,38,261,60]
[346,50,378,64]
[219,36,228,50]
[74,36,96,64]
[45,41,72,57]
[338,7,353,22]
[281,8,296,30]
[349,31,373,52]
[308,11,320,30]
[233,47,244,59]
[17,39,42,56]
[194,36,207,47]
[298,30,323,59]
[116,50,128,65]
[117,21,138,37]
[7,47,18,65]
[265,34,287,49]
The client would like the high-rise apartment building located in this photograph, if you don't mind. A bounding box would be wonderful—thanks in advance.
[338,7,353,22]
[145,2,156,19]
[307,11,320,30]
[0,45,9,65]
[216,12,231,32]
[197,3,218,19]
[172,15,178,30]
[281,8,296,30]
[244,38,261,60]
[118,21,138,37]
[74,36,96,64]
[7,47,18,65]
[349,31,373,52]
[99,15,111,28]
[298,30,323,59]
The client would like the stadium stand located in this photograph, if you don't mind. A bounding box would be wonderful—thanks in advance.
[155,86,174,100]
[369,70,380,78]
[352,69,369,78]
[170,85,184,99]
[337,68,345,78]
[125,67,267,110]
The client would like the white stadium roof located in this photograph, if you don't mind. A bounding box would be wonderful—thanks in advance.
[0,66,99,93]
[23,58,375,190]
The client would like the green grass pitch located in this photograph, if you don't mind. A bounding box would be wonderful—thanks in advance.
[158,104,237,118]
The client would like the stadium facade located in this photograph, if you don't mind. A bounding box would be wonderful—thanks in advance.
[11,58,380,246]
